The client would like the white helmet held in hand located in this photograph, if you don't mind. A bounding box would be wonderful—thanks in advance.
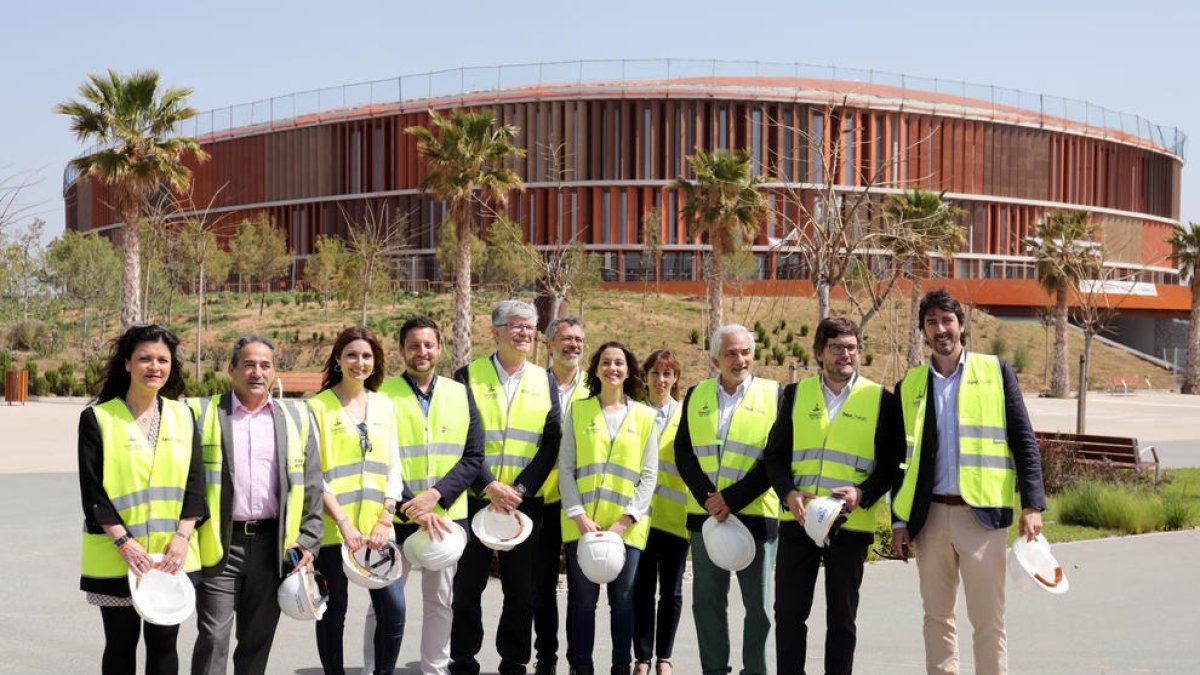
[403,519,468,570]
[341,541,403,589]
[1008,533,1069,594]
[701,515,756,572]
[128,553,196,626]
[804,496,848,547]
[471,507,534,551]
[576,530,626,584]
[277,566,329,620]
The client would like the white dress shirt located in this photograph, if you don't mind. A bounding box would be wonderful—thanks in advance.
[493,353,527,403]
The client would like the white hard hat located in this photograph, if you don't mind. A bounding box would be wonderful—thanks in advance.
[804,496,848,547]
[403,519,468,570]
[701,515,756,572]
[576,531,626,584]
[1008,534,1069,595]
[127,554,195,626]
[471,507,534,551]
[277,566,329,621]
[341,541,403,589]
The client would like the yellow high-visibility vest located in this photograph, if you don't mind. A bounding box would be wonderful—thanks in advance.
[81,397,201,581]
[648,400,688,540]
[561,397,656,549]
[546,370,591,504]
[894,353,1015,520]
[466,357,551,495]
[790,376,883,533]
[186,395,310,569]
[308,389,398,546]
[684,377,780,519]
[379,375,470,522]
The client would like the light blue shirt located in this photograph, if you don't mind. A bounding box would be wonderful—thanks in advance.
[931,349,967,495]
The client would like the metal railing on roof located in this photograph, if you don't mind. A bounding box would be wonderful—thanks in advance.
[63,58,1187,191]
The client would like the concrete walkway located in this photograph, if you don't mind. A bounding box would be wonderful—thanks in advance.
[2,396,1197,673]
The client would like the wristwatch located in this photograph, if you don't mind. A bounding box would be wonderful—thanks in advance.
[384,502,397,515]
[113,534,131,549]
[515,483,527,497]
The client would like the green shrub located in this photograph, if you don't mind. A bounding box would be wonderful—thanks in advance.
[790,342,802,358]
[777,318,788,332]
[689,329,700,345]
[7,320,49,352]
[989,336,1006,360]
[864,352,874,367]
[772,346,785,366]
[50,363,77,396]
[1162,494,1193,531]
[784,331,794,344]
[760,334,771,350]
[1058,480,1165,534]
[25,360,46,396]
[753,320,764,336]
[797,346,810,366]
[1012,345,1029,374]
[800,324,809,337]
[83,359,104,396]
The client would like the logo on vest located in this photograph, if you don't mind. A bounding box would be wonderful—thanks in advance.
[842,412,867,422]
[807,404,822,421]
[697,402,713,417]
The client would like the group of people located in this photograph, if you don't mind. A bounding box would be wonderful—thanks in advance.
[79,289,1046,675]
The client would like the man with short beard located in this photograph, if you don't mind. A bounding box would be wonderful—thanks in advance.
[533,316,589,674]
[892,289,1046,675]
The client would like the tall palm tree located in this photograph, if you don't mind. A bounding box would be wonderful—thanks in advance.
[882,189,965,367]
[407,109,525,370]
[56,70,206,329]
[1168,221,1200,394]
[671,148,770,349]
[1026,210,1100,397]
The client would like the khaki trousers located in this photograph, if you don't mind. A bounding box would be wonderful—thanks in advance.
[914,503,1008,675]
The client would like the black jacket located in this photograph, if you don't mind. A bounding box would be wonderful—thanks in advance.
[891,356,1046,539]
[763,379,904,540]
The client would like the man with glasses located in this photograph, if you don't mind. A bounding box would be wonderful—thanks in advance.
[450,300,563,675]
[763,317,902,675]
[534,316,588,674]
[891,290,1045,675]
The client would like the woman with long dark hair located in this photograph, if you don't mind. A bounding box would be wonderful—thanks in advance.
[558,341,659,675]
[78,323,206,674]
[631,349,688,675]
[308,325,406,675]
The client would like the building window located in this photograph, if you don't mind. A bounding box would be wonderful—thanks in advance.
[599,253,618,282]
[667,191,677,245]
[782,108,794,182]
[751,109,763,176]
[601,192,611,244]
[718,106,728,150]
[812,112,825,184]
[618,192,627,244]
[643,105,652,179]
[663,251,695,280]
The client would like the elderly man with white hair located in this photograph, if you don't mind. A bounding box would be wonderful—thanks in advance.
[673,324,781,675]
[449,299,563,675]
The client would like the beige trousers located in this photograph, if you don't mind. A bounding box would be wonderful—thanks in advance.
[914,502,1008,675]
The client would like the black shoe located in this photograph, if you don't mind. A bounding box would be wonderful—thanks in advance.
[610,666,631,675]
[535,663,556,675]
[568,667,594,675]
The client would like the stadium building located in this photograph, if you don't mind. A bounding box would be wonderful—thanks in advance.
[63,60,1189,359]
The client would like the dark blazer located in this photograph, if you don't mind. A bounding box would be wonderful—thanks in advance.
[892,356,1046,539]
[198,392,324,577]
[763,379,904,540]
[454,357,563,499]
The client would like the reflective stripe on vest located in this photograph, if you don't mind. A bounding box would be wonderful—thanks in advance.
[561,397,656,550]
[790,376,883,533]
[81,398,201,580]
[893,353,1014,521]
[308,390,397,546]
[684,377,780,519]
[379,375,470,522]
[648,400,688,539]
[467,357,551,494]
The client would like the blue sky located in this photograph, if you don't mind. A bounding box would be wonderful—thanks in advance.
[3,0,1196,240]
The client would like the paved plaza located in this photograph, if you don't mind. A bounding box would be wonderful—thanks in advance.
[1,392,1198,674]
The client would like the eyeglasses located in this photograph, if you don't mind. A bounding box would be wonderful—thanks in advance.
[555,336,584,345]
[502,323,537,335]
[825,343,861,355]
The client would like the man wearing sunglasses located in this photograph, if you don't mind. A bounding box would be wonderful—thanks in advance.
[188,336,325,675]
[763,317,902,675]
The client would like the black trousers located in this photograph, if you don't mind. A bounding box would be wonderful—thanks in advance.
[632,528,690,663]
[533,500,572,667]
[450,496,544,675]
[99,604,180,675]
[774,530,870,675]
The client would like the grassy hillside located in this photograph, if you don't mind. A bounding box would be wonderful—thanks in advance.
[4,287,1173,395]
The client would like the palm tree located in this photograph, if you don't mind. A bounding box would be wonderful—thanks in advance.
[56,70,206,329]
[1026,210,1100,397]
[882,189,965,367]
[407,109,525,370]
[1168,222,1200,394]
[671,148,770,348]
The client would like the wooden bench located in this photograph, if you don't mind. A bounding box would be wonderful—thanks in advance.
[274,372,324,398]
[1035,431,1160,485]
[1110,375,1140,395]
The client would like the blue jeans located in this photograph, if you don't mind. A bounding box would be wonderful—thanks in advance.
[565,541,642,668]
[315,544,406,675]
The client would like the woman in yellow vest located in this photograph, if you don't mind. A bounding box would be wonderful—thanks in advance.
[631,349,688,675]
[559,341,659,675]
[78,323,206,675]
[308,326,406,675]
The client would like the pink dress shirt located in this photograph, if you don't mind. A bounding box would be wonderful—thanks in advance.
[230,392,280,520]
